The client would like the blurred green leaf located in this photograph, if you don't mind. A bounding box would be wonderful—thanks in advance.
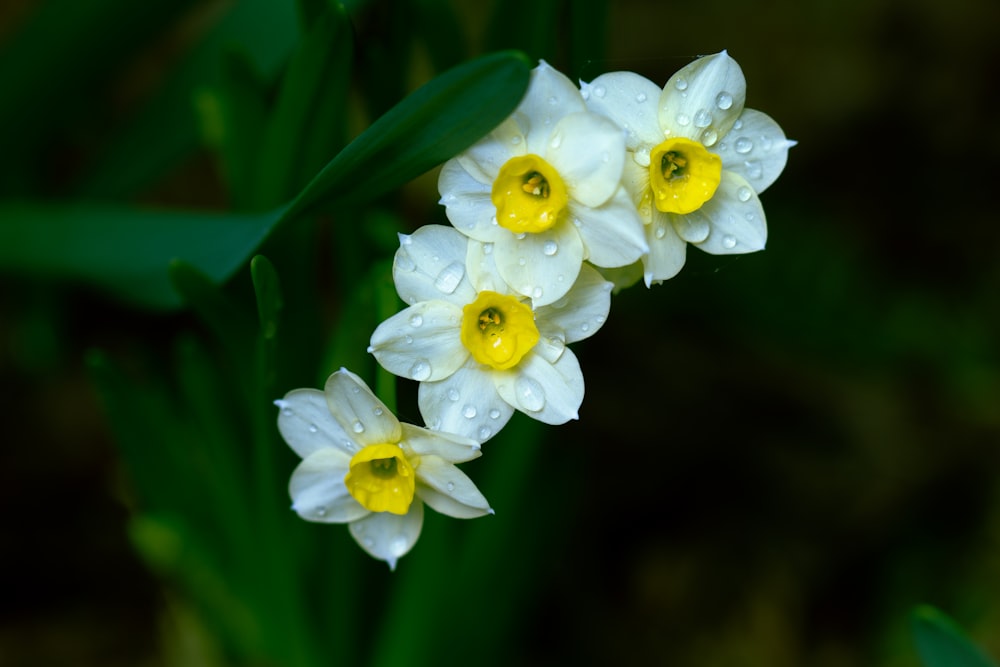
[912,605,997,667]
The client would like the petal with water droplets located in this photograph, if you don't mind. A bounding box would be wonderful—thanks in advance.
[399,423,481,463]
[659,51,746,142]
[349,501,424,571]
[492,220,584,307]
[324,369,401,447]
[571,186,647,269]
[289,448,368,523]
[437,160,507,244]
[276,388,352,458]
[414,455,492,518]
[717,109,793,194]
[545,112,626,207]
[583,71,664,150]
[535,264,612,344]
[370,301,467,382]
[495,349,583,425]
[519,61,587,153]
[393,225,477,305]
[418,364,514,442]
[693,171,767,255]
[642,211,688,285]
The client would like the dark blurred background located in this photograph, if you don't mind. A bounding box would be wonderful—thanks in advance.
[2,0,999,665]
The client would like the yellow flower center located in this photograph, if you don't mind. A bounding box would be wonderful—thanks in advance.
[648,137,722,214]
[460,291,539,370]
[344,443,416,515]
[491,154,568,234]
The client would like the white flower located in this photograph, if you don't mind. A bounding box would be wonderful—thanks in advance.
[583,50,794,285]
[276,368,491,570]
[437,60,646,307]
[369,225,613,441]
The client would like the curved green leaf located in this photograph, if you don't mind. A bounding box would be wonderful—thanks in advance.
[912,605,997,667]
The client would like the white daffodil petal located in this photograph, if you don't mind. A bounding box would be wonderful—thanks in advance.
[520,61,587,153]
[717,109,793,194]
[583,72,664,150]
[545,112,625,207]
[369,301,467,382]
[621,159,653,218]
[659,51,747,143]
[670,209,712,244]
[438,161,506,244]
[324,369,401,446]
[275,388,351,458]
[694,171,767,255]
[289,449,368,523]
[536,264,612,344]
[415,455,491,518]
[571,186,648,268]
[493,221,584,307]
[393,225,477,306]
[419,365,514,443]
[455,115,523,185]
[643,211,688,285]
[399,423,482,463]
[349,501,424,571]
[465,239,513,296]
[494,349,583,425]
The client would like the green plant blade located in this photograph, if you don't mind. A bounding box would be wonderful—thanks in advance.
[912,605,998,667]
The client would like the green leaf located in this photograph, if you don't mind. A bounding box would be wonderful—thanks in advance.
[251,255,283,343]
[912,605,998,667]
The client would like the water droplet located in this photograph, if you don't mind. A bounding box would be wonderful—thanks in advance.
[510,135,521,146]
[732,118,743,130]
[549,133,563,149]
[634,147,651,167]
[395,250,415,272]
[543,240,558,256]
[351,386,360,394]
[581,323,590,333]
[694,109,712,128]
[433,261,465,294]
[734,137,753,154]
[556,274,565,282]
[593,84,606,98]
[404,334,413,344]
[373,407,384,416]
[281,408,293,417]
[515,232,527,240]
[389,536,409,556]
[654,225,667,239]
[518,257,527,266]
[700,129,718,146]
[489,409,501,419]
[316,507,327,517]
[635,92,647,103]
[745,212,756,221]
[715,91,733,110]
[409,313,423,327]
[482,242,494,255]
[478,427,492,440]
[447,388,460,402]
[675,112,691,127]
[462,405,477,419]
[737,186,752,202]
[759,135,774,151]
[744,160,763,179]
[363,537,375,548]
[446,481,456,492]
[409,361,432,381]
[548,95,558,105]
[722,235,737,249]
[674,77,688,91]
[352,421,365,433]
[308,423,318,433]
[532,286,543,299]
[514,377,546,412]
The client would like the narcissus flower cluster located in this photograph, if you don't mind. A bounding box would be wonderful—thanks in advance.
[275,51,792,569]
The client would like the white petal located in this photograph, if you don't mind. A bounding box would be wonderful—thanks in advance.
[399,423,482,463]
[659,51,746,143]
[393,225,478,306]
[545,112,625,207]
[369,301,467,382]
[669,210,711,244]
[438,160,506,244]
[643,211,688,285]
[692,171,767,255]
[494,349,583,425]
[289,448,368,523]
[415,455,491,518]
[275,388,352,459]
[324,369,401,447]
[465,238,514,295]
[535,264,612,344]
[419,364,514,442]
[583,71,664,150]
[717,108,793,194]
[621,159,653,220]
[571,186,648,268]
[454,116,523,185]
[493,221,584,307]
[519,61,587,153]
[349,501,424,571]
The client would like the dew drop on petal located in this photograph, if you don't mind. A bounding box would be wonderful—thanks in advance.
[410,360,432,381]
[518,257,527,267]
[482,242,494,255]
[744,160,763,179]
[316,507,327,517]
[734,137,753,154]
[433,261,465,294]
[478,427,492,440]
[373,407,384,416]
[549,133,563,149]
[722,235,737,249]
[715,91,733,110]
[548,96,558,105]
[635,92,647,103]
[395,250,416,272]
[447,388,460,402]
[352,421,365,433]
[760,134,774,151]
[581,323,591,333]
[701,129,718,146]
[389,536,409,557]
[489,408,501,419]
[675,77,688,91]
[654,225,667,239]
[510,135,521,146]
[363,537,375,548]
[404,334,413,344]
[514,376,546,413]
[409,314,423,327]
[543,240,558,256]
[694,109,712,128]
[675,113,691,127]
[532,286,543,299]
[446,481,456,492]
[737,186,752,202]
[308,423,318,433]
[732,118,743,130]
[593,84,606,98]
[462,405,477,419]
[634,147,651,167]
[281,408,293,417]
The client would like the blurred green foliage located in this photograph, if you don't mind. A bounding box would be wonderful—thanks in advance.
[1,0,999,666]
